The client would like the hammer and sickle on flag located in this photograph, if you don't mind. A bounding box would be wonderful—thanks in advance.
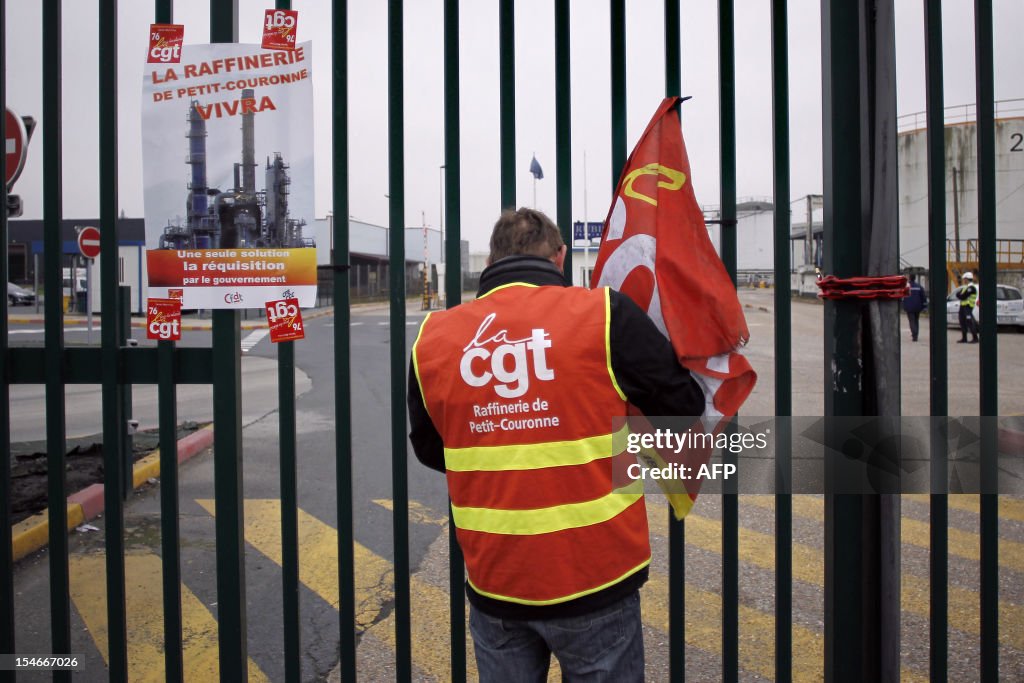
[592,96,757,518]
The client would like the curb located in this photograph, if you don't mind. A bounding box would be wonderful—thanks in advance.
[10,425,215,562]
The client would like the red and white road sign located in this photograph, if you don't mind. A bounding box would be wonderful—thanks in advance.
[78,226,101,259]
[5,108,29,190]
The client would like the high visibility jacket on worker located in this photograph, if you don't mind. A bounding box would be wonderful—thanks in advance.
[412,282,651,607]
[958,283,978,308]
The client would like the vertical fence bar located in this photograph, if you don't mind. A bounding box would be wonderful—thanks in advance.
[42,3,73,677]
[154,9,184,683]
[443,2,466,679]
[609,0,625,191]
[555,0,572,278]
[499,0,515,209]
[331,0,358,678]
[821,1,865,679]
[99,2,130,679]
[770,1,792,680]
[0,0,14,676]
[664,2,686,681]
[923,1,949,680]
[278,337,300,683]
[158,337,184,683]
[388,1,412,679]
[209,3,248,680]
[272,4,302,680]
[717,2,739,681]
[974,1,999,680]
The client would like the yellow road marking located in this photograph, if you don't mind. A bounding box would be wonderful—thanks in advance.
[69,552,269,682]
[198,499,480,681]
[11,503,84,562]
[641,571,926,682]
[373,498,450,527]
[740,495,1024,573]
[676,498,1024,650]
[903,493,1024,524]
[196,499,394,631]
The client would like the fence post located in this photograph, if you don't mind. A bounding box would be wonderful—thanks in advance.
[821,1,867,680]
[209,1,249,679]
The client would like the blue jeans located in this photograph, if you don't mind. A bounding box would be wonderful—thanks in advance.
[469,591,644,682]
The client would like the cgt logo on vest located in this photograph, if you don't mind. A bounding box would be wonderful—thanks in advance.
[460,312,554,398]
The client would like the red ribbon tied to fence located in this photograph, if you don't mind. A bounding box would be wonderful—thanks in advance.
[816,274,909,301]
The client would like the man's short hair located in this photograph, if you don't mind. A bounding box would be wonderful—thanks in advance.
[488,208,565,263]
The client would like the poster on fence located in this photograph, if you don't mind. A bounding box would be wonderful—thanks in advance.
[142,41,317,309]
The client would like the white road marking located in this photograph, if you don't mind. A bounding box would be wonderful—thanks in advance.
[240,329,269,353]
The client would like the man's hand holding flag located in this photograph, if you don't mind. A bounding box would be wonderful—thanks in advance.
[592,96,757,519]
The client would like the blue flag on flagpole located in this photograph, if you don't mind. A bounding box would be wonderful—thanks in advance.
[529,155,544,180]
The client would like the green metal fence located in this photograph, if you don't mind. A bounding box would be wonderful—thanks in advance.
[0,0,1006,681]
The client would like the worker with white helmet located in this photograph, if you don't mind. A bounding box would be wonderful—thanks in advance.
[956,271,979,344]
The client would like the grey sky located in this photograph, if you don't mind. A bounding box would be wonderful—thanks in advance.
[4,1,1022,252]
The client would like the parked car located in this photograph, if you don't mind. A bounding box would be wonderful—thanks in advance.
[946,283,1024,329]
[8,282,36,306]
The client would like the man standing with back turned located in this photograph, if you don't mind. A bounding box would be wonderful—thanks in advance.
[408,208,705,682]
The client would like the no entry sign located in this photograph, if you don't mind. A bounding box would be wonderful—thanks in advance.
[4,108,28,190]
[78,226,101,259]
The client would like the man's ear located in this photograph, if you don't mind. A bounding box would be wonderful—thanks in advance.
[552,245,567,270]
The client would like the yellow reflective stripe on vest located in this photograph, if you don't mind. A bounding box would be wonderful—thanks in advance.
[444,425,627,472]
[451,479,644,535]
[466,557,652,606]
[603,288,628,402]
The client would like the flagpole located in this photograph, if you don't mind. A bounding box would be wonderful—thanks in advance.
[583,149,590,287]
[533,175,537,209]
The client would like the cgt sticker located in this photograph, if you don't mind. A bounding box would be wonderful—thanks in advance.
[148,24,184,64]
[262,9,298,50]
[147,298,182,340]
[266,297,304,343]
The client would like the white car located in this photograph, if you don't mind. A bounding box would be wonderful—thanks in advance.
[946,284,1024,329]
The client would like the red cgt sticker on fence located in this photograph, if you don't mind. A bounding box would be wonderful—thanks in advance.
[147,298,182,341]
[262,9,298,50]
[168,288,184,302]
[266,298,304,343]
[148,24,184,64]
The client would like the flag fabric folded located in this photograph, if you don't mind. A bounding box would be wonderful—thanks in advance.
[529,155,544,180]
[591,96,757,519]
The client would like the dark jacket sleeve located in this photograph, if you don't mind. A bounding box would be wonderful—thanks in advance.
[607,290,706,417]
[408,361,446,473]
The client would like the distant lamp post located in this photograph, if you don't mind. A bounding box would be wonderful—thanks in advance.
[439,164,446,265]
[326,211,333,263]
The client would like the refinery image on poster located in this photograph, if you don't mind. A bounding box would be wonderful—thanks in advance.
[142,41,317,309]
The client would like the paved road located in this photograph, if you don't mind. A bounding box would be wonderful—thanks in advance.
[8,293,1024,681]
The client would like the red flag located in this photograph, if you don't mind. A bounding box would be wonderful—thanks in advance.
[592,97,757,516]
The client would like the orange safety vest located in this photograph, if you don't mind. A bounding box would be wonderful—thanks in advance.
[412,282,651,606]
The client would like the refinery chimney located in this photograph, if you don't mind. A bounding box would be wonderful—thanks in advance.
[241,88,256,193]
[186,101,208,231]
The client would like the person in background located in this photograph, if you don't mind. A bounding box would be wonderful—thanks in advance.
[902,273,928,342]
[956,271,979,344]
[408,208,705,682]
